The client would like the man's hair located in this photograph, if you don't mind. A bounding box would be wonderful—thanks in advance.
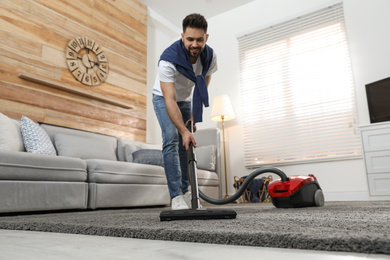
[182,13,208,33]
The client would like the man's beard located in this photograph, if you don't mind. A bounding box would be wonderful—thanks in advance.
[187,47,202,58]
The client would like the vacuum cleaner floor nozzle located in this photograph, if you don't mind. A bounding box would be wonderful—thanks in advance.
[160,208,237,221]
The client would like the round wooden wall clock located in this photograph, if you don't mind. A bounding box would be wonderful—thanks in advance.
[66,37,109,86]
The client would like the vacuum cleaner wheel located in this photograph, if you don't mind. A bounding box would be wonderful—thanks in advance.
[314,189,325,207]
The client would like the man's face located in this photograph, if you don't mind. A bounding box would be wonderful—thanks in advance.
[181,27,209,62]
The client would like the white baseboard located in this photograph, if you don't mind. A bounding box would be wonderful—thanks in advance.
[324,191,371,201]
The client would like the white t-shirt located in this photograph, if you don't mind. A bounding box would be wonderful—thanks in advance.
[152,52,218,102]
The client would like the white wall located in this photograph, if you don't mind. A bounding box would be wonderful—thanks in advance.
[146,9,180,144]
[146,0,390,201]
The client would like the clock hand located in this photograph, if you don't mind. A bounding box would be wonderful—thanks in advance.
[87,55,97,67]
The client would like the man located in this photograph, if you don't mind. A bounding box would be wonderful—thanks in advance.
[152,13,218,210]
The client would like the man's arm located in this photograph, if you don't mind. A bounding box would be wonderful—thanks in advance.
[205,75,212,86]
[160,81,197,150]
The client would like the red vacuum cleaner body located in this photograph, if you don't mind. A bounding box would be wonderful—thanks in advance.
[268,174,324,208]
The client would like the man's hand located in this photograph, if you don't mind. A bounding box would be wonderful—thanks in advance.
[182,129,197,151]
[183,120,197,150]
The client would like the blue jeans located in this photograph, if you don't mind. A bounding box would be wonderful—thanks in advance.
[153,94,191,199]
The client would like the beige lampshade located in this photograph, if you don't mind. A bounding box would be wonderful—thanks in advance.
[210,95,235,122]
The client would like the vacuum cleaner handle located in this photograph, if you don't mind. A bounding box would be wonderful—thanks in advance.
[186,120,201,209]
[186,120,195,152]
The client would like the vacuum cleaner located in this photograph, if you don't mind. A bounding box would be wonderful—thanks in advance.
[160,122,324,221]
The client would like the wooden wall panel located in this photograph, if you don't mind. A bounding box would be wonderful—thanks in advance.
[0,0,147,141]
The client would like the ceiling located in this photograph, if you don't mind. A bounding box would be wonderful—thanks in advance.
[139,0,255,26]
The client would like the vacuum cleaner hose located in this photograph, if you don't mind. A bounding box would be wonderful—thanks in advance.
[199,167,289,205]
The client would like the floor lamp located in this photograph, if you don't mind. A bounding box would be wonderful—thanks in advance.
[210,95,235,198]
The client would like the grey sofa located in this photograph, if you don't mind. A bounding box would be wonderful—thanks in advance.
[0,113,222,213]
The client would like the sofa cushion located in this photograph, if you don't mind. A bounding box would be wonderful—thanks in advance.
[121,142,141,162]
[117,139,160,162]
[127,148,164,167]
[55,133,117,161]
[195,145,216,171]
[40,123,118,156]
[0,113,24,152]
[86,159,167,185]
[0,150,87,182]
[197,169,220,186]
[86,159,218,186]
[20,116,57,156]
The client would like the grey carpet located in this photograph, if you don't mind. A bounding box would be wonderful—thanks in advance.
[0,201,389,254]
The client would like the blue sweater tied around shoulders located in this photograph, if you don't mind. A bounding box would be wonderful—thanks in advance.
[159,39,213,124]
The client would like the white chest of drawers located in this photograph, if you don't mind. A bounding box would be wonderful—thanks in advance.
[360,122,390,196]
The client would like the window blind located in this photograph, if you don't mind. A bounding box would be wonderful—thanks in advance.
[238,3,361,168]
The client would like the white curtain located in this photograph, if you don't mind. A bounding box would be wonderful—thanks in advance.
[238,3,361,168]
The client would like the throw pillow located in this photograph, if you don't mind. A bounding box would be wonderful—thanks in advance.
[131,149,164,167]
[0,113,24,152]
[54,133,117,161]
[195,145,216,171]
[20,115,57,155]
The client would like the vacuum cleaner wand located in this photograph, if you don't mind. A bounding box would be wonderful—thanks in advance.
[187,121,201,210]
[160,121,237,221]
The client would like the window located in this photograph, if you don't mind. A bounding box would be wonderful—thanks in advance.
[238,3,361,168]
